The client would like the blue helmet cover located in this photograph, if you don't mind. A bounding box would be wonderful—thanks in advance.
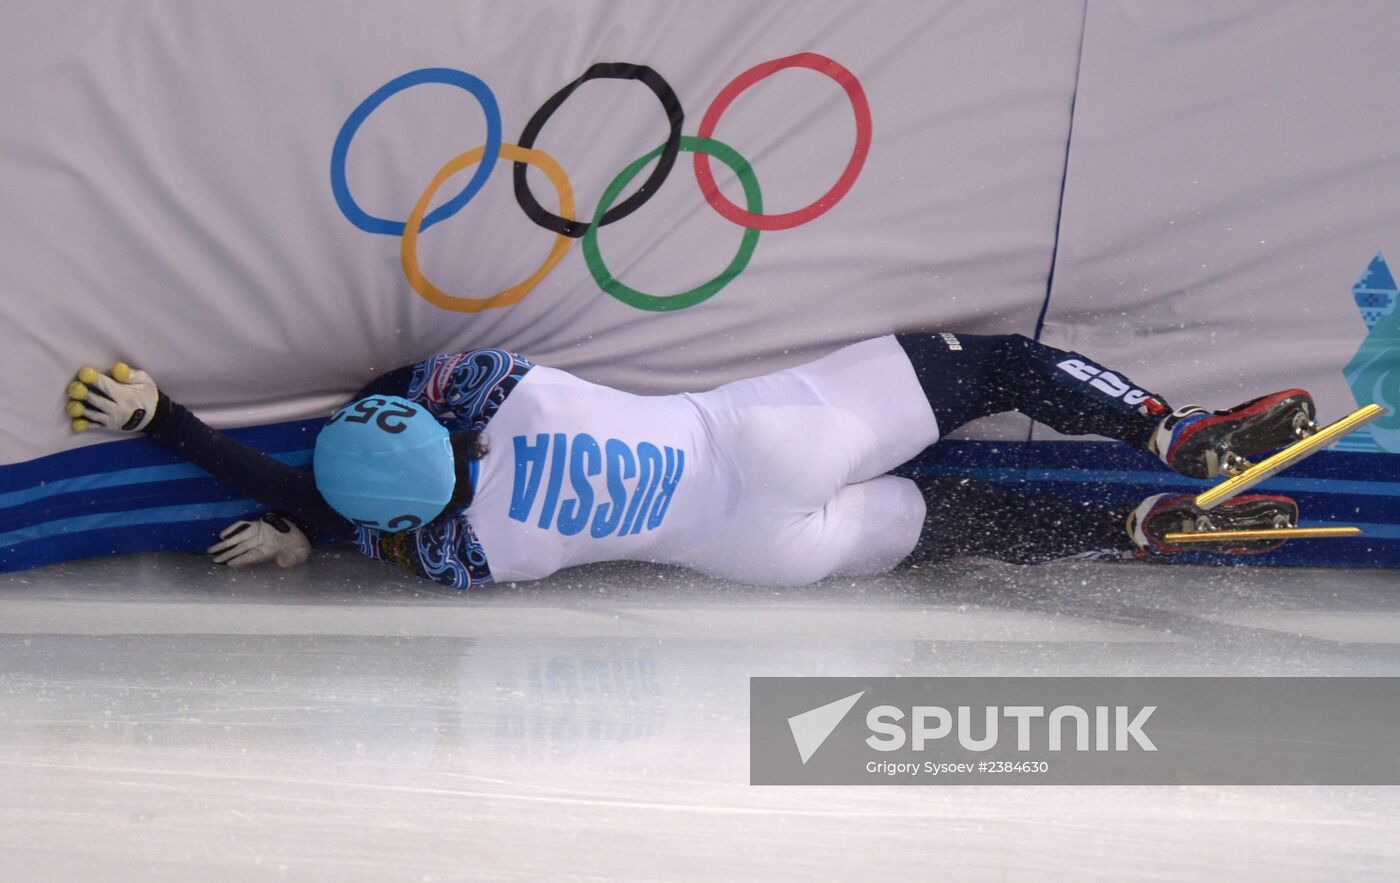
[313,395,455,532]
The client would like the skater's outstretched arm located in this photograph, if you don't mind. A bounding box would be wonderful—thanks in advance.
[65,363,354,542]
[145,397,354,541]
[63,351,532,586]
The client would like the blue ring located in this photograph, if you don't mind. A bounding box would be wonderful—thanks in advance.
[330,68,502,236]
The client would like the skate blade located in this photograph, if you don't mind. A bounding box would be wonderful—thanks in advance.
[1164,526,1362,544]
[1195,404,1387,510]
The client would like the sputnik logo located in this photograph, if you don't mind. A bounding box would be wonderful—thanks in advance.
[787,691,864,764]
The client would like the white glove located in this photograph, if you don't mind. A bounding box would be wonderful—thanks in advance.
[66,363,159,433]
[207,512,311,568]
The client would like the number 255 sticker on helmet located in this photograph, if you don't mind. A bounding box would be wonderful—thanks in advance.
[313,396,456,532]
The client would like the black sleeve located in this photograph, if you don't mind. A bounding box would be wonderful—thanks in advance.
[143,395,355,543]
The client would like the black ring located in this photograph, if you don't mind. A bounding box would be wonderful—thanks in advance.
[514,63,683,239]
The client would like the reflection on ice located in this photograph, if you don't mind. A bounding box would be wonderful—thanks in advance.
[0,552,1396,880]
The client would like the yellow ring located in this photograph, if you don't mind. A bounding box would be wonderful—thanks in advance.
[401,143,575,313]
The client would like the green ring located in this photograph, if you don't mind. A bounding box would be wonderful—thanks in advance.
[583,135,762,312]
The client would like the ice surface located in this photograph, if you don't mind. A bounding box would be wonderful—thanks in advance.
[0,552,1397,881]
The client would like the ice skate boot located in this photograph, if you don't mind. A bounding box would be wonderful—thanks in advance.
[1149,389,1316,480]
[1128,492,1301,556]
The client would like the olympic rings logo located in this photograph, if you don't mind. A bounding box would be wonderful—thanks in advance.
[329,53,872,313]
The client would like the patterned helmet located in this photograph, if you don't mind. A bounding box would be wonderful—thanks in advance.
[313,395,454,532]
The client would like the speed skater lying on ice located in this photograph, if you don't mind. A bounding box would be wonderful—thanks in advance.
[63,333,1317,588]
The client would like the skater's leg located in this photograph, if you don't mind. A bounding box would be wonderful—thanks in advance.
[895,332,1168,448]
[692,336,940,491]
[894,332,1318,479]
[902,475,1298,564]
[905,475,1136,565]
[812,476,929,579]
[686,474,927,586]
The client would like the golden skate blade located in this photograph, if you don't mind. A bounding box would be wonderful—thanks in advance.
[1195,404,1387,510]
[1164,526,1362,544]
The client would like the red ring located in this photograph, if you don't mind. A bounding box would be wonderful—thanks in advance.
[693,52,872,231]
